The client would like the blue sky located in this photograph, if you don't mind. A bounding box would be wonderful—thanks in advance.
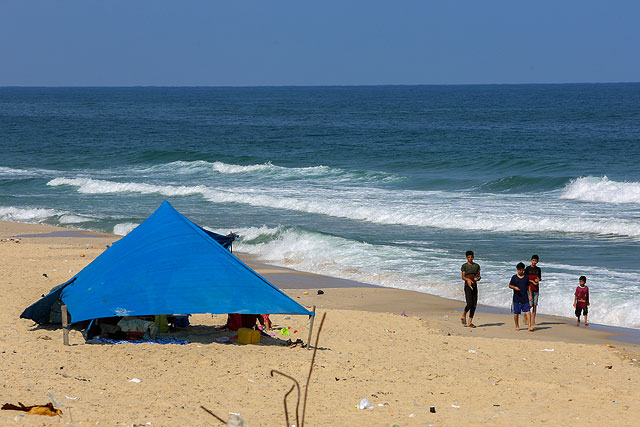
[1,1,638,86]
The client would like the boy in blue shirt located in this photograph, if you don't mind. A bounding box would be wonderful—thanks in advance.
[509,262,534,332]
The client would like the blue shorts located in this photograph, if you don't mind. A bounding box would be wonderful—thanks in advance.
[512,301,531,314]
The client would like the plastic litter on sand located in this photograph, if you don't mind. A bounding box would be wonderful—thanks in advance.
[356,398,374,410]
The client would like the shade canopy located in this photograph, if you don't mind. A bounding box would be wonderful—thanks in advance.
[21,201,311,324]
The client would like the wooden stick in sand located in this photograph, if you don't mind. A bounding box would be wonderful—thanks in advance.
[61,305,69,346]
[306,305,316,350]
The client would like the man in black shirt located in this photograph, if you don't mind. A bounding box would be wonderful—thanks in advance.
[460,250,481,328]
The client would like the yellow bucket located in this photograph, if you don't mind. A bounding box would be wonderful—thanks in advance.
[237,328,261,344]
[251,329,261,344]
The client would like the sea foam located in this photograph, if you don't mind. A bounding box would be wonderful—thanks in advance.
[113,222,139,236]
[561,176,640,204]
[0,166,31,176]
[47,176,640,238]
[137,160,402,184]
[0,206,61,222]
[48,177,210,196]
[233,225,640,328]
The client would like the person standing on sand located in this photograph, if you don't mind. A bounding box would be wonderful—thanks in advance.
[460,250,481,328]
[574,276,590,327]
[524,254,541,327]
[509,262,534,332]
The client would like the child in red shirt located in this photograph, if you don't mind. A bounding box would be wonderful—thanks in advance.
[573,276,590,327]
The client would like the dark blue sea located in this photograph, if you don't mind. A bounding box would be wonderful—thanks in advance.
[1,84,639,328]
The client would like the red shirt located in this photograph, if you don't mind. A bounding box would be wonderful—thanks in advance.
[574,285,589,308]
[524,266,541,291]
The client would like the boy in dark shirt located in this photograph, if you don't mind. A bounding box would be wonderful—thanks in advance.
[524,255,541,327]
[460,250,481,328]
[573,276,590,327]
[509,262,534,332]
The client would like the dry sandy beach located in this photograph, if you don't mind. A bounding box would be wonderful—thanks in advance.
[1,221,639,426]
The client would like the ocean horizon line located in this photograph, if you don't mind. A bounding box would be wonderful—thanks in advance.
[1,81,640,89]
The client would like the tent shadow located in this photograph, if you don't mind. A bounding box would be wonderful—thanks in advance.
[28,324,60,332]
[176,325,325,348]
[28,323,326,349]
[28,323,87,333]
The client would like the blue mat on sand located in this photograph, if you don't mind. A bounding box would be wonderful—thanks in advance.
[88,337,189,345]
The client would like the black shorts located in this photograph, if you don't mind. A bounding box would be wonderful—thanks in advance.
[575,307,588,317]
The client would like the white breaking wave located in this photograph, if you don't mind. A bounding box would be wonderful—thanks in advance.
[561,176,640,204]
[136,160,217,175]
[48,177,210,196]
[480,271,640,329]
[234,225,640,329]
[136,160,402,184]
[212,161,290,174]
[0,166,58,177]
[234,225,449,292]
[0,206,62,222]
[113,222,139,236]
[0,166,32,176]
[138,160,325,176]
[47,176,640,238]
[59,214,94,224]
[0,205,96,227]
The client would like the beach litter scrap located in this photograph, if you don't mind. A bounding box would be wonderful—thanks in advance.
[1,402,62,417]
[356,398,374,410]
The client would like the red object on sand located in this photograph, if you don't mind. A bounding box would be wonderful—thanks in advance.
[126,331,144,341]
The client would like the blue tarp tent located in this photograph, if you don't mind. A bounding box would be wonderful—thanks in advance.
[21,201,312,324]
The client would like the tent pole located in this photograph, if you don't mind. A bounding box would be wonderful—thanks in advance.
[61,305,70,346]
[306,305,316,350]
